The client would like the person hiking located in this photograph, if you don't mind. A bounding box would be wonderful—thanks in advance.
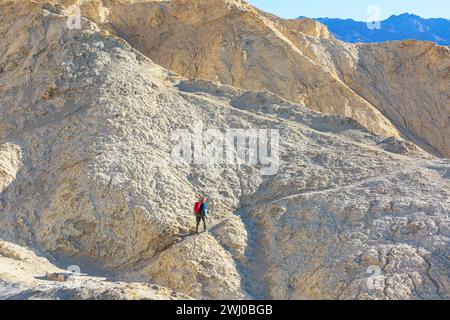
[194,195,207,234]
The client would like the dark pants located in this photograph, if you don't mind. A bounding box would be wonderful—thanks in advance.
[196,214,207,233]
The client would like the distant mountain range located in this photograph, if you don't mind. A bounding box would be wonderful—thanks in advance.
[302,13,450,46]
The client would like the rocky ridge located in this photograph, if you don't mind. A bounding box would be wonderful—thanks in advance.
[97,0,449,157]
[0,0,449,300]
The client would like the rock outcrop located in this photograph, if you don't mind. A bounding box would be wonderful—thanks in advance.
[0,239,189,299]
[96,0,449,157]
[0,0,449,300]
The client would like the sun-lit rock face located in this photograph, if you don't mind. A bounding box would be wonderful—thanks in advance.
[78,0,449,158]
[0,239,189,299]
[0,0,449,300]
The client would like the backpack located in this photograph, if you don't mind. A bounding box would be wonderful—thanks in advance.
[194,202,202,214]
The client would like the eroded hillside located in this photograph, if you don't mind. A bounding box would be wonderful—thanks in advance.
[0,0,449,299]
[94,0,449,158]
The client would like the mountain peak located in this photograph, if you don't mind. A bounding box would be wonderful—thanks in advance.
[311,13,450,46]
[387,12,422,20]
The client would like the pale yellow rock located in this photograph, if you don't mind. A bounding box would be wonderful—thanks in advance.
[76,0,449,157]
[145,233,246,299]
[0,143,21,193]
[0,0,449,301]
[0,240,190,299]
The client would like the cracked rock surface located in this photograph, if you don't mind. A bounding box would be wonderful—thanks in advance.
[0,0,449,299]
[102,0,450,157]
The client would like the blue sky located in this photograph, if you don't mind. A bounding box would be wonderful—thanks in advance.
[246,0,450,20]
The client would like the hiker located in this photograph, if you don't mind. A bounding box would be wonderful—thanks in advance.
[194,195,207,234]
